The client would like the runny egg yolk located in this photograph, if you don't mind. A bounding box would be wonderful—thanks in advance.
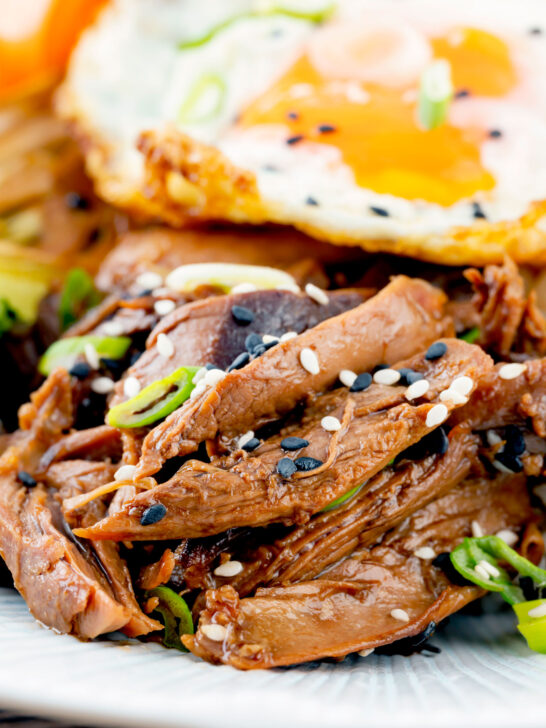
[239,26,517,206]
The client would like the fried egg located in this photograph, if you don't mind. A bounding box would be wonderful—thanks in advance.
[58,0,546,264]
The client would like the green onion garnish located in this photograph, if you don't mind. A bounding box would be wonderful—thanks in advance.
[58,268,101,331]
[458,326,481,344]
[107,366,200,428]
[0,299,18,338]
[450,535,546,653]
[322,483,364,512]
[417,59,453,131]
[178,3,336,50]
[177,73,227,125]
[145,586,194,651]
[39,335,131,376]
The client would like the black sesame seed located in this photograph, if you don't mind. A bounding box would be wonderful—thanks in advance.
[406,371,424,384]
[317,123,337,134]
[100,357,125,376]
[373,364,389,372]
[287,111,300,120]
[245,333,263,353]
[263,339,278,351]
[294,456,323,471]
[130,351,143,366]
[205,362,216,370]
[17,471,37,488]
[488,129,502,139]
[140,503,167,526]
[138,288,154,297]
[369,206,390,217]
[495,450,523,473]
[504,425,525,456]
[65,192,90,210]
[262,164,279,173]
[472,201,487,220]
[455,88,471,99]
[227,351,251,372]
[286,134,304,146]
[397,368,413,385]
[350,372,372,392]
[305,196,319,206]
[231,305,254,325]
[69,362,92,379]
[277,457,297,478]
[242,437,260,452]
[529,27,543,35]
[281,436,310,451]
[252,344,267,357]
[425,341,447,360]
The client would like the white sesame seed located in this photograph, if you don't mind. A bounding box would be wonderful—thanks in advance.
[439,388,468,405]
[90,376,115,394]
[262,334,279,344]
[214,560,244,577]
[474,564,491,580]
[201,624,227,641]
[528,603,546,618]
[123,376,141,399]
[425,403,448,428]
[414,546,436,560]
[192,367,207,384]
[101,320,123,337]
[230,282,257,294]
[390,608,410,622]
[305,282,329,305]
[156,333,175,359]
[237,431,255,449]
[373,368,401,386]
[84,342,100,369]
[493,459,515,475]
[478,560,500,578]
[405,379,430,401]
[321,415,341,432]
[154,299,176,316]
[495,529,518,547]
[277,282,301,294]
[136,271,163,291]
[190,381,207,400]
[451,376,474,396]
[358,648,374,657]
[499,362,527,380]
[486,431,503,446]
[280,331,297,342]
[300,348,320,375]
[114,464,136,482]
[471,520,484,538]
[339,369,357,388]
[203,368,227,387]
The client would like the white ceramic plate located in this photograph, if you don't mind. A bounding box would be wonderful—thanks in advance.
[0,587,545,728]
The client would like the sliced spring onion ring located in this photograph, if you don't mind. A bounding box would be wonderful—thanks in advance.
[177,73,227,125]
[39,335,131,376]
[450,535,546,653]
[145,586,194,651]
[107,366,200,429]
[321,482,365,512]
[178,2,336,49]
[58,268,101,331]
[417,59,453,131]
[165,262,298,293]
[458,327,481,344]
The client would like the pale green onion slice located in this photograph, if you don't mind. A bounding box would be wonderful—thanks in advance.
[321,483,365,512]
[178,2,336,50]
[165,263,298,294]
[177,73,227,125]
[417,59,453,131]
